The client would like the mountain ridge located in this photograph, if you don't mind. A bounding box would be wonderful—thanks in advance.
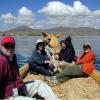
[0,26,100,36]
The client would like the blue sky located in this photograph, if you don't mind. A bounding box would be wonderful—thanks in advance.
[0,0,100,31]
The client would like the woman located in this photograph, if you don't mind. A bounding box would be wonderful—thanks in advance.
[0,36,58,100]
[28,39,53,76]
[58,37,75,63]
[51,37,75,72]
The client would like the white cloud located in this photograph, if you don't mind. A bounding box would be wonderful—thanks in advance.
[38,1,100,28]
[93,10,100,17]
[72,1,91,16]
[0,1,100,30]
[17,7,36,26]
[0,7,36,29]
[38,1,91,17]
[38,1,71,16]
[19,6,33,17]
[1,13,15,24]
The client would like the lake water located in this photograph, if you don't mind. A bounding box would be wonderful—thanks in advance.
[0,35,100,70]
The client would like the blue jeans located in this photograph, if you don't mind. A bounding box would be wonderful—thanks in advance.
[31,66,52,76]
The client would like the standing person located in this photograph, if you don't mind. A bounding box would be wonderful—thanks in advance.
[52,43,96,83]
[43,37,54,59]
[28,39,54,76]
[43,38,60,73]
[0,36,58,100]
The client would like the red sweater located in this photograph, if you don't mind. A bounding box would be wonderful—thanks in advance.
[0,53,24,99]
[76,50,96,75]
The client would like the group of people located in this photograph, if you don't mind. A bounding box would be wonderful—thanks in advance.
[29,35,96,84]
[0,35,96,99]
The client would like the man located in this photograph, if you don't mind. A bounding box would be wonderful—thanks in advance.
[0,36,58,100]
[53,43,96,83]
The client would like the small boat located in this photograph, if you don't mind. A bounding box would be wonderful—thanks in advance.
[19,63,100,84]
[19,63,29,79]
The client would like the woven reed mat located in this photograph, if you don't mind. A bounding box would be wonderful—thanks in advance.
[24,73,100,100]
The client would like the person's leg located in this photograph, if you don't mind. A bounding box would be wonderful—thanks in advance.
[51,60,75,72]
[25,80,59,100]
[56,65,86,83]
[59,61,76,70]
[32,66,52,76]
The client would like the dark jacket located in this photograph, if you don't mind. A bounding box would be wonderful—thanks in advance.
[0,51,24,99]
[29,49,49,68]
[58,47,75,63]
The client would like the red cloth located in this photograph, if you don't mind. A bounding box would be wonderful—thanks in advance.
[76,50,96,75]
[0,54,24,99]
[1,36,15,45]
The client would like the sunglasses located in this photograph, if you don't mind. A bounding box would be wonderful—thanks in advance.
[3,43,15,49]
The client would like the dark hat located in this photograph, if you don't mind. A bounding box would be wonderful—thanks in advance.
[83,43,91,49]
[65,36,72,42]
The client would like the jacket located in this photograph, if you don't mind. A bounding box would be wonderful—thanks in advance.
[76,50,96,75]
[58,47,75,63]
[0,51,24,99]
[29,49,49,68]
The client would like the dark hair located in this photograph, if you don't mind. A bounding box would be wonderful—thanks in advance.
[83,43,91,49]
[36,42,45,50]
[65,36,75,58]
[60,40,65,44]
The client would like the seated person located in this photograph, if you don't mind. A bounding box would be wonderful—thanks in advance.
[59,37,75,63]
[65,36,75,61]
[28,39,54,76]
[53,43,96,84]
[51,36,76,71]
[0,36,58,100]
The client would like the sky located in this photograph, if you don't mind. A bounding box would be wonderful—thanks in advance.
[0,0,100,31]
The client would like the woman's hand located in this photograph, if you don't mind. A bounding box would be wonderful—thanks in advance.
[45,60,53,66]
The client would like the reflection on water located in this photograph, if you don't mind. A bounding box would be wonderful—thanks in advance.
[1,35,100,70]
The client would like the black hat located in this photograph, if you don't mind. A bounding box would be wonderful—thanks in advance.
[65,36,71,42]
